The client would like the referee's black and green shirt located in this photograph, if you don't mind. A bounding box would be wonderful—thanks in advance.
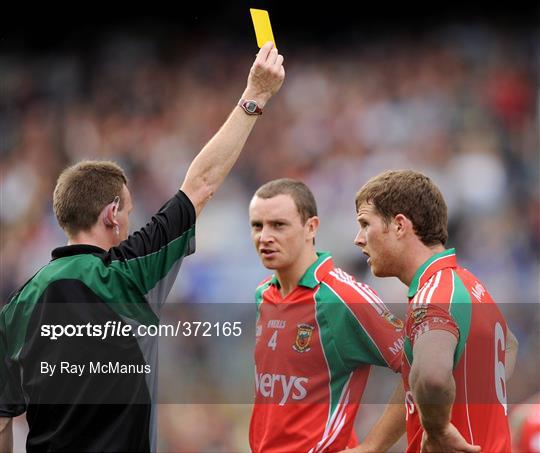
[0,190,196,452]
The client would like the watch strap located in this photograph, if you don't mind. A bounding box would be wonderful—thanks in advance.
[238,99,263,115]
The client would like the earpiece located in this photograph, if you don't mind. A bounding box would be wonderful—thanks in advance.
[103,196,121,229]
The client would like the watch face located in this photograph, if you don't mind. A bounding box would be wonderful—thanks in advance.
[246,101,257,113]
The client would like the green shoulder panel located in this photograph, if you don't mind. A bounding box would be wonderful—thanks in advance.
[2,254,159,360]
[44,255,158,324]
[316,282,387,369]
[404,271,471,368]
[110,225,195,296]
[314,286,353,427]
[254,279,273,322]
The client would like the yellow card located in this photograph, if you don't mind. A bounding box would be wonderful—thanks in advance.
[250,9,277,49]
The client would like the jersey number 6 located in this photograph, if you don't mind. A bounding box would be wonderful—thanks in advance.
[494,322,508,416]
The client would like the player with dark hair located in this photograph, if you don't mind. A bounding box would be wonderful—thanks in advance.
[248,178,404,452]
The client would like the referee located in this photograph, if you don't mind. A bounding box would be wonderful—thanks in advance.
[0,42,284,452]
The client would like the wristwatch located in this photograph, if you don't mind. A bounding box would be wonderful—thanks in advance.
[238,99,263,115]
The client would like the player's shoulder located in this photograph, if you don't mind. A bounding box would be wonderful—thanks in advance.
[256,275,274,289]
[255,276,274,291]
[412,267,455,307]
[454,266,497,304]
[255,276,275,306]
[320,266,382,304]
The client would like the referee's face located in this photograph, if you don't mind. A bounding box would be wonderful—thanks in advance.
[249,194,316,271]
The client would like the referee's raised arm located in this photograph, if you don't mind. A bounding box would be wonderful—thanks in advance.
[181,41,285,217]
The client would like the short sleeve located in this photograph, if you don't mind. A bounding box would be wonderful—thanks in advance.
[406,269,460,349]
[406,303,459,349]
[337,291,404,373]
[318,273,403,373]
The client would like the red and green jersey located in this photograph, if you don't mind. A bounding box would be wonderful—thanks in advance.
[402,248,511,453]
[249,252,403,453]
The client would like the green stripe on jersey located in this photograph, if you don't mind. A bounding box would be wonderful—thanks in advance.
[450,271,472,367]
[255,280,272,311]
[316,282,388,369]
[403,337,413,366]
[408,248,456,297]
[110,225,195,296]
[404,272,471,367]
[2,253,160,359]
[314,287,351,425]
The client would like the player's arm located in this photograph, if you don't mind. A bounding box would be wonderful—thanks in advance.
[410,330,480,453]
[339,381,406,453]
[505,327,518,380]
[410,330,456,435]
[0,417,13,453]
[181,42,284,217]
[327,280,403,372]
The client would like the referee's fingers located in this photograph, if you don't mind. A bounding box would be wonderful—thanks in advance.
[274,54,284,70]
[255,42,274,64]
[267,47,279,65]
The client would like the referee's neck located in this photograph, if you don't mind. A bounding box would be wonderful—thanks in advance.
[67,227,115,252]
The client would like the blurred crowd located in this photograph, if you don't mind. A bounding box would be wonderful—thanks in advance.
[1,24,539,452]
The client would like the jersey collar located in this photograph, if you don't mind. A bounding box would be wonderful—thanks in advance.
[269,251,334,289]
[407,248,457,298]
[52,244,106,260]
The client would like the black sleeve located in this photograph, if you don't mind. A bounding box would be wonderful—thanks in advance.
[106,190,196,308]
[0,310,26,417]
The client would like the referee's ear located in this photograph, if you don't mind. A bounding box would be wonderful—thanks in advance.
[102,198,120,230]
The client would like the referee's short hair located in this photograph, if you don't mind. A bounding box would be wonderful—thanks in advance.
[53,160,128,236]
[355,170,448,246]
[254,178,318,225]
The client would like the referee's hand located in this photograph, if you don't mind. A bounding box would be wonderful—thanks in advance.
[242,42,285,109]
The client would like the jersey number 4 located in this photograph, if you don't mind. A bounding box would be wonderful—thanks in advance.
[268,330,278,351]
